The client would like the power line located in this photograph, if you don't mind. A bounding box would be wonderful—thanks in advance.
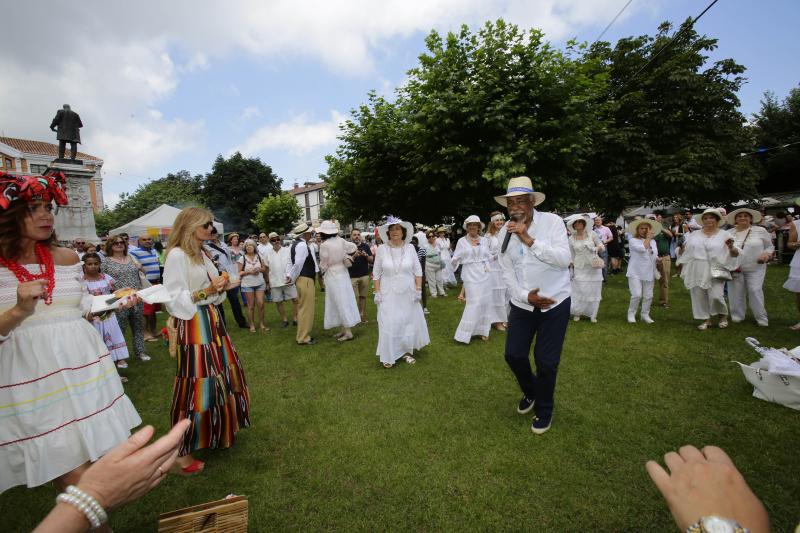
[739,140,800,157]
[594,0,635,43]
[622,0,720,89]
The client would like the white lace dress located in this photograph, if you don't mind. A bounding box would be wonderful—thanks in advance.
[0,263,141,493]
[451,236,492,343]
[569,232,603,319]
[320,237,361,329]
[485,234,509,323]
[436,237,457,285]
[373,244,430,363]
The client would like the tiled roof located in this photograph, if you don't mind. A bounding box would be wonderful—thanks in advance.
[289,181,326,194]
[0,136,101,161]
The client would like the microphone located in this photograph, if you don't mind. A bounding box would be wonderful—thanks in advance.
[501,213,522,253]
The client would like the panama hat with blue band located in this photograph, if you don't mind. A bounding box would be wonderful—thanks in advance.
[494,176,546,207]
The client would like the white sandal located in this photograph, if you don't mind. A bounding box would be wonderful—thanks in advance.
[402,355,416,365]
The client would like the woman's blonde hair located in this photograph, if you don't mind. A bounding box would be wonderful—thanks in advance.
[167,207,214,263]
[487,211,505,235]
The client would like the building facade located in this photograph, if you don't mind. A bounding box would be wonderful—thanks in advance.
[0,136,104,212]
[289,181,326,225]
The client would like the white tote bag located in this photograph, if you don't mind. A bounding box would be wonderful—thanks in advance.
[734,362,800,411]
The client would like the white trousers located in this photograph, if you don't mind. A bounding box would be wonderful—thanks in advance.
[627,277,654,318]
[689,281,728,320]
[729,267,767,325]
[425,264,445,296]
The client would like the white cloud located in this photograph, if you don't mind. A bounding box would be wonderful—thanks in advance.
[238,107,262,121]
[232,111,345,157]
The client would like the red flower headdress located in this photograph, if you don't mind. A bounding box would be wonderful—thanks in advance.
[0,171,69,210]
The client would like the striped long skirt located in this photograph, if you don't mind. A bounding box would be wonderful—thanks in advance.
[171,304,251,456]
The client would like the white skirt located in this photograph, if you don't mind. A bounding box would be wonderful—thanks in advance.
[487,266,508,324]
[1,311,141,493]
[376,290,430,363]
[454,280,492,343]
[784,265,800,293]
[323,269,361,329]
[441,249,457,285]
[571,269,602,318]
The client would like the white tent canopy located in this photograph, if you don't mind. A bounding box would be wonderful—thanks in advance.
[109,204,223,238]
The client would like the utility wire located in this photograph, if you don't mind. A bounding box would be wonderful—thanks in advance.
[622,0,720,89]
[739,140,800,157]
[594,0,635,43]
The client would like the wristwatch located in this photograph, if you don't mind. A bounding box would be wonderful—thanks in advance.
[196,289,208,302]
[686,516,748,533]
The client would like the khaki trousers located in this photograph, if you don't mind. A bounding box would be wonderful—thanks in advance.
[295,276,316,343]
[656,256,671,304]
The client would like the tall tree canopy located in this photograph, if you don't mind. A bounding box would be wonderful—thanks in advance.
[95,170,203,235]
[203,152,282,232]
[751,88,800,193]
[252,192,303,235]
[326,20,607,223]
[580,20,759,214]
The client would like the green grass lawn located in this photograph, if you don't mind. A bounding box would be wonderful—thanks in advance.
[3,266,800,531]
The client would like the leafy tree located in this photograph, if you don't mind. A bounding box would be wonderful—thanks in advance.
[750,88,800,193]
[95,170,204,235]
[252,192,303,235]
[579,20,759,214]
[203,152,282,233]
[325,20,607,224]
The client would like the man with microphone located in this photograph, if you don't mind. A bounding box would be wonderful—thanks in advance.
[496,176,571,435]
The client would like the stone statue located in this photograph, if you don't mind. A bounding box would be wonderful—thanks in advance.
[50,104,83,160]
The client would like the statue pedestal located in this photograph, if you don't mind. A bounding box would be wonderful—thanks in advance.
[49,160,100,243]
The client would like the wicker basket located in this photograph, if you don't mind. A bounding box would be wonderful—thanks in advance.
[158,495,248,532]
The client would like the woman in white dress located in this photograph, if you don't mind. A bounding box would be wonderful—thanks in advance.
[424,231,445,297]
[626,218,660,324]
[677,208,740,330]
[318,220,361,341]
[485,211,509,330]
[373,216,430,368]
[567,215,604,322]
[451,215,492,343]
[783,207,800,330]
[0,171,141,496]
[727,208,773,327]
[435,226,457,287]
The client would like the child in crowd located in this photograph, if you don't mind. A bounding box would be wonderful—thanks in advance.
[82,252,131,378]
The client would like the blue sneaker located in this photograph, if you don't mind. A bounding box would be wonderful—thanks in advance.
[516,395,535,415]
[531,415,552,435]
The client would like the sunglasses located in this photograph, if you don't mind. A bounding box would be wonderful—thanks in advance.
[112,241,125,245]
[270,238,280,242]
[201,221,214,229]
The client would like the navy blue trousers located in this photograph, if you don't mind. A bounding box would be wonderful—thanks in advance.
[504,297,570,419]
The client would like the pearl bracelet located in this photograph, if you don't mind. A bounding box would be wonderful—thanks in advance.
[56,493,102,529]
[66,485,108,525]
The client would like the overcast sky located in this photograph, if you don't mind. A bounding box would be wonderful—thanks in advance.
[1,0,797,207]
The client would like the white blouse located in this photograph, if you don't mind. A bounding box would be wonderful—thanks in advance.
[163,248,226,320]
[319,236,349,277]
[372,243,421,295]
[728,226,773,271]
[626,237,658,281]
[451,236,491,283]
[569,232,603,270]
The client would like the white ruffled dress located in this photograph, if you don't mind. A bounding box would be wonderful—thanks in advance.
[0,263,141,493]
[485,234,509,323]
[320,237,361,329]
[569,232,604,318]
[451,236,492,343]
[373,244,430,363]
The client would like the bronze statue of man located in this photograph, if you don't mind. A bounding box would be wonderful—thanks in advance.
[50,104,83,160]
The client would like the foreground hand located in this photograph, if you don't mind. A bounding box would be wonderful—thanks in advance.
[646,445,769,533]
[526,289,556,309]
[506,219,528,236]
[77,419,190,511]
[15,279,49,317]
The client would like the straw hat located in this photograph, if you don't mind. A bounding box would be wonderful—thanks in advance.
[291,222,313,235]
[378,215,414,245]
[317,220,339,235]
[566,214,593,234]
[462,215,485,230]
[694,208,724,227]
[268,232,279,239]
[726,208,762,225]
[436,226,447,234]
[494,176,546,207]
[628,218,663,237]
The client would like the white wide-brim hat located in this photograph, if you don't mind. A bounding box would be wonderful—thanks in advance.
[462,214,485,230]
[694,208,724,227]
[628,218,663,237]
[318,220,339,235]
[726,208,762,225]
[494,176,546,207]
[378,216,414,245]
[566,214,593,233]
[344,241,357,254]
[292,222,313,235]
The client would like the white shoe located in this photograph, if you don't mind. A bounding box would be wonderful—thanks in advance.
[572,315,580,322]
[627,314,636,323]
[641,315,654,324]
[590,317,598,323]
[423,308,430,314]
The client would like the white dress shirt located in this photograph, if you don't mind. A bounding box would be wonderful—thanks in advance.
[626,238,659,281]
[286,239,319,282]
[265,245,291,287]
[498,210,571,312]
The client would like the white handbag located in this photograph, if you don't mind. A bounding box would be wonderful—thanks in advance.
[734,338,800,411]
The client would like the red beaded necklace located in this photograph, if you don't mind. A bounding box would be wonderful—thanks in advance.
[0,243,56,305]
